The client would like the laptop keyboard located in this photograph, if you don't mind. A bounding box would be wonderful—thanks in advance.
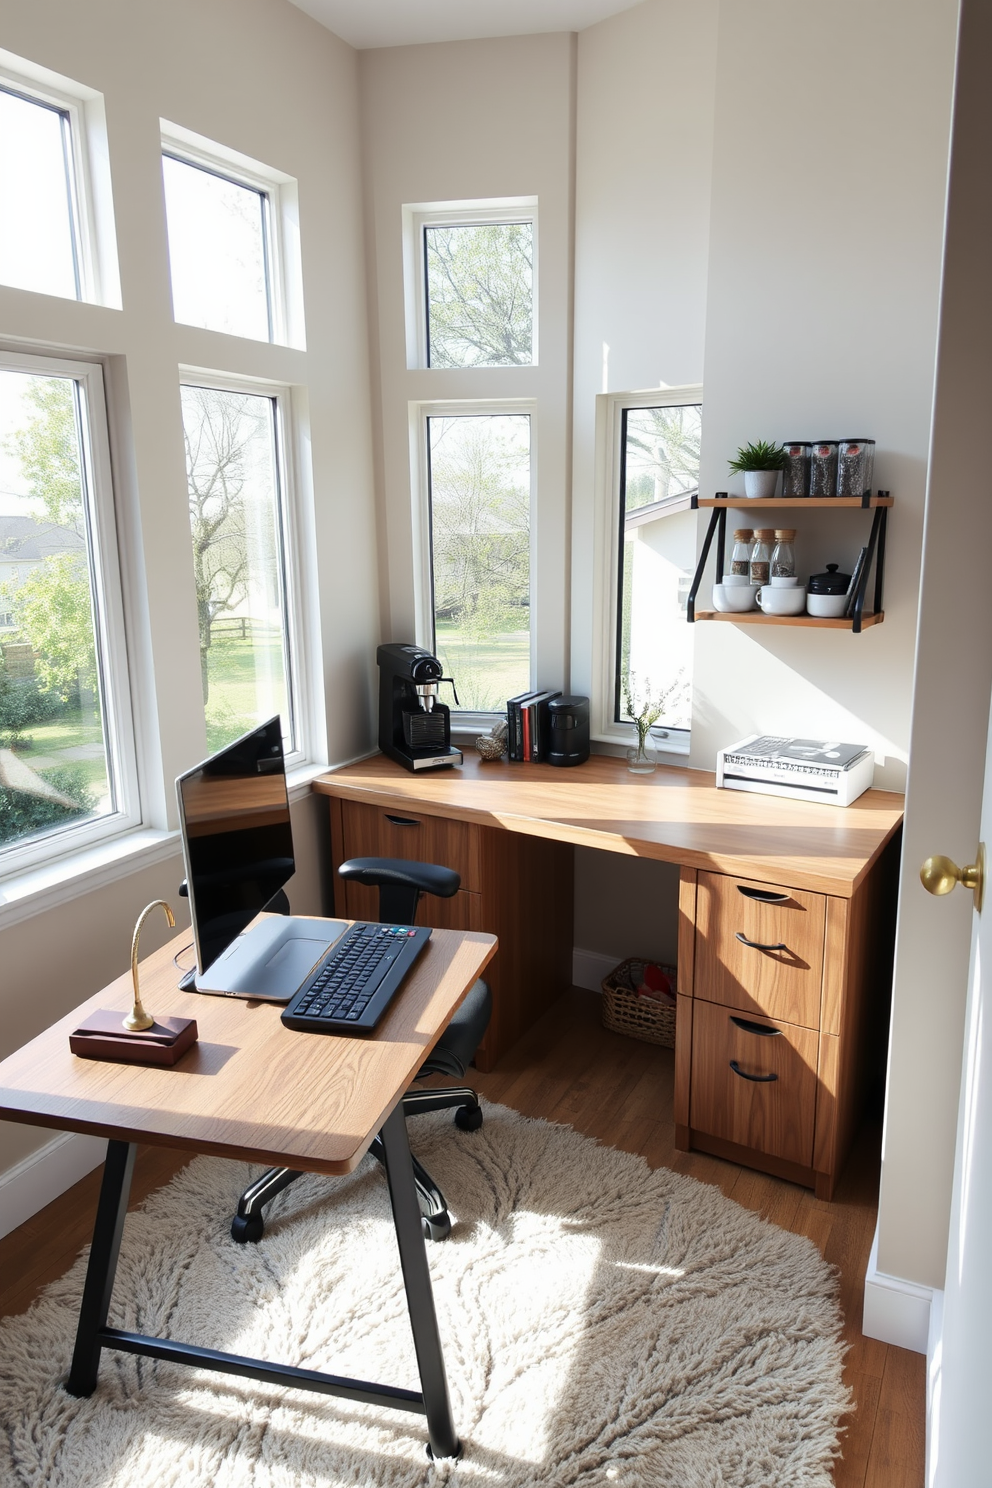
[280,922,431,1034]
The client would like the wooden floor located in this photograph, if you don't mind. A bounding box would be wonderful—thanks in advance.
[0,987,925,1486]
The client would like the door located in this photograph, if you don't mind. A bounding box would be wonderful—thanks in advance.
[927,691,992,1487]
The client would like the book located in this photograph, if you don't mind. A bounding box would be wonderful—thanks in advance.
[845,546,869,616]
[506,690,539,761]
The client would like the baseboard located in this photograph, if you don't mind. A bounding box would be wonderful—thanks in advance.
[572,947,617,992]
[0,1131,106,1241]
[862,1221,934,1354]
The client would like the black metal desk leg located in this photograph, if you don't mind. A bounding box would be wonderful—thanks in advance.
[66,1140,136,1397]
[379,1105,460,1459]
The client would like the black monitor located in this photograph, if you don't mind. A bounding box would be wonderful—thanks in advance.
[176,716,295,976]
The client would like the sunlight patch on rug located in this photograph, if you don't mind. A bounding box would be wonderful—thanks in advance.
[0,1100,850,1487]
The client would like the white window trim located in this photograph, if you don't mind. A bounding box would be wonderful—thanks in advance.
[411,397,537,733]
[161,121,305,351]
[178,368,312,771]
[0,51,122,309]
[402,197,538,372]
[591,384,704,757]
[0,348,140,880]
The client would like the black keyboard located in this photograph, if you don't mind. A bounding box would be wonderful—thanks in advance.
[280,922,432,1035]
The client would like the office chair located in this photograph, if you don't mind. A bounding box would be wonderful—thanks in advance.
[228,857,492,1244]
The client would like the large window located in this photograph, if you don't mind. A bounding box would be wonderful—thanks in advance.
[616,401,700,735]
[0,354,135,865]
[0,83,81,300]
[426,411,532,712]
[180,382,300,756]
[164,154,272,341]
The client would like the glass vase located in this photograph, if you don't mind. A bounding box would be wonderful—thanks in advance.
[626,733,658,774]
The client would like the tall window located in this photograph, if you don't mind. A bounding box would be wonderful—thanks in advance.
[180,383,298,755]
[0,354,135,864]
[426,412,531,713]
[163,154,272,341]
[0,84,81,300]
[614,398,702,738]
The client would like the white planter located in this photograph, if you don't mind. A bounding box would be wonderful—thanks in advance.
[744,469,779,499]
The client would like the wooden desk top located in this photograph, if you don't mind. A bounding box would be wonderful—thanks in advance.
[0,925,496,1176]
[314,753,904,897]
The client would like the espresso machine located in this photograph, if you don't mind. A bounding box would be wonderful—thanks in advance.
[377,643,463,772]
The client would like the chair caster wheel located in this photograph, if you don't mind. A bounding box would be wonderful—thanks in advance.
[422,1211,452,1242]
[231,1214,265,1244]
[454,1104,483,1132]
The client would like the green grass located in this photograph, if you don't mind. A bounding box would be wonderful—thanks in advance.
[204,635,288,752]
[17,717,103,754]
[434,623,530,713]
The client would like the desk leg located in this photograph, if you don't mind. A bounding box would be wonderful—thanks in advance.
[379,1104,460,1460]
[66,1140,136,1397]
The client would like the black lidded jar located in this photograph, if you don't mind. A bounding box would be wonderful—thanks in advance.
[782,442,812,498]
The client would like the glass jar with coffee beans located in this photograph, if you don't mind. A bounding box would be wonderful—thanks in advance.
[750,529,774,586]
[771,529,797,579]
[730,528,754,578]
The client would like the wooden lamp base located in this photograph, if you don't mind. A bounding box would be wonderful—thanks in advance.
[69,1010,198,1066]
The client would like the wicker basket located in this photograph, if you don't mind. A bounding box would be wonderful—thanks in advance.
[601,958,677,1048]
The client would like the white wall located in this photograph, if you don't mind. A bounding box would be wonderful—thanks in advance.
[0,0,377,1183]
[359,33,576,688]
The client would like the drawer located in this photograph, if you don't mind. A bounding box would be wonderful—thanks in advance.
[689,999,818,1168]
[341,800,481,893]
[694,871,825,1028]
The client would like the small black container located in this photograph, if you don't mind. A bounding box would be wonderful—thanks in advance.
[808,562,851,594]
[547,695,590,766]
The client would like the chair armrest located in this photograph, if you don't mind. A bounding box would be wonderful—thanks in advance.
[338,857,461,899]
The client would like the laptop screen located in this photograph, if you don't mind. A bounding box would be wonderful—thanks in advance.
[176,716,295,975]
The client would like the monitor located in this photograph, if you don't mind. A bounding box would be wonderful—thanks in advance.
[176,717,345,1000]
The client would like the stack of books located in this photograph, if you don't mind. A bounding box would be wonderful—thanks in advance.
[506,690,561,761]
[716,734,875,807]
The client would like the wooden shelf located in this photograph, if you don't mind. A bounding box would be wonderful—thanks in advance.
[697,495,894,509]
[694,609,884,629]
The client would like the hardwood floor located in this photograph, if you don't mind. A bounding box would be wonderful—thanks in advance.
[0,987,925,1486]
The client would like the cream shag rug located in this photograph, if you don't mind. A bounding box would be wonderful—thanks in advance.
[0,1101,849,1487]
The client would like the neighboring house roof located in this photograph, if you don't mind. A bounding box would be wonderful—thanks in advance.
[0,515,85,562]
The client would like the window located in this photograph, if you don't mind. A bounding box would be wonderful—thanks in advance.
[0,83,81,300]
[424,410,532,713]
[405,198,537,370]
[164,155,271,340]
[0,352,136,867]
[180,381,301,757]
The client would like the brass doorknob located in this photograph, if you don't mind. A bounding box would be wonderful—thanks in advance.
[920,844,985,912]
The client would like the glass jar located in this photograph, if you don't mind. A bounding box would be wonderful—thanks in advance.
[837,438,876,498]
[809,441,838,497]
[750,529,774,586]
[771,529,796,579]
[729,528,754,578]
[782,442,811,498]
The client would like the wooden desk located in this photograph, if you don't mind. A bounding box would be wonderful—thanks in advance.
[315,754,904,1199]
[0,923,497,1458]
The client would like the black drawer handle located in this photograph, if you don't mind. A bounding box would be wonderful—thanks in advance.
[735,931,787,951]
[385,814,420,827]
[730,1015,782,1037]
[737,885,791,904]
[730,1060,778,1083]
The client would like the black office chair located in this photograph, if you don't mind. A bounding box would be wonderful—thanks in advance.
[228,857,492,1244]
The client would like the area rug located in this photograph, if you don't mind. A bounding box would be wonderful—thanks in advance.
[0,1101,849,1486]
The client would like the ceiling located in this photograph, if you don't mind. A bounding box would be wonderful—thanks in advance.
[287,0,647,50]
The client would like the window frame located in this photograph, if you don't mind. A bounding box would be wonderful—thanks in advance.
[411,397,537,735]
[161,123,303,349]
[178,369,311,770]
[0,347,140,878]
[591,384,703,755]
[403,197,539,372]
[0,62,113,307]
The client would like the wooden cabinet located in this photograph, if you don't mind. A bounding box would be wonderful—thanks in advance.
[327,796,573,1071]
[676,839,899,1199]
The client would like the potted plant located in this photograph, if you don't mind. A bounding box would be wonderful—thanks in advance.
[728,439,789,499]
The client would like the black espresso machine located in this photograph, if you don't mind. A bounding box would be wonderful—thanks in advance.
[377,643,463,772]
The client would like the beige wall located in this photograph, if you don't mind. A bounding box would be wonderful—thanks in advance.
[0,0,376,1180]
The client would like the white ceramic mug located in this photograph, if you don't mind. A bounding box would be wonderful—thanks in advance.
[715,583,757,613]
[755,584,806,616]
[721,573,751,587]
[770,575,800,587]
[806,592,849,618]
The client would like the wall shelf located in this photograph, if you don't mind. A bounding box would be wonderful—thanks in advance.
[687,491,891,634]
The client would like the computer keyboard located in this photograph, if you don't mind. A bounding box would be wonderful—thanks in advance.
[280,921,432,1035]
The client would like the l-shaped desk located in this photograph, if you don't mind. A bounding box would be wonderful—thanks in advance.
[315,753,905,1200]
